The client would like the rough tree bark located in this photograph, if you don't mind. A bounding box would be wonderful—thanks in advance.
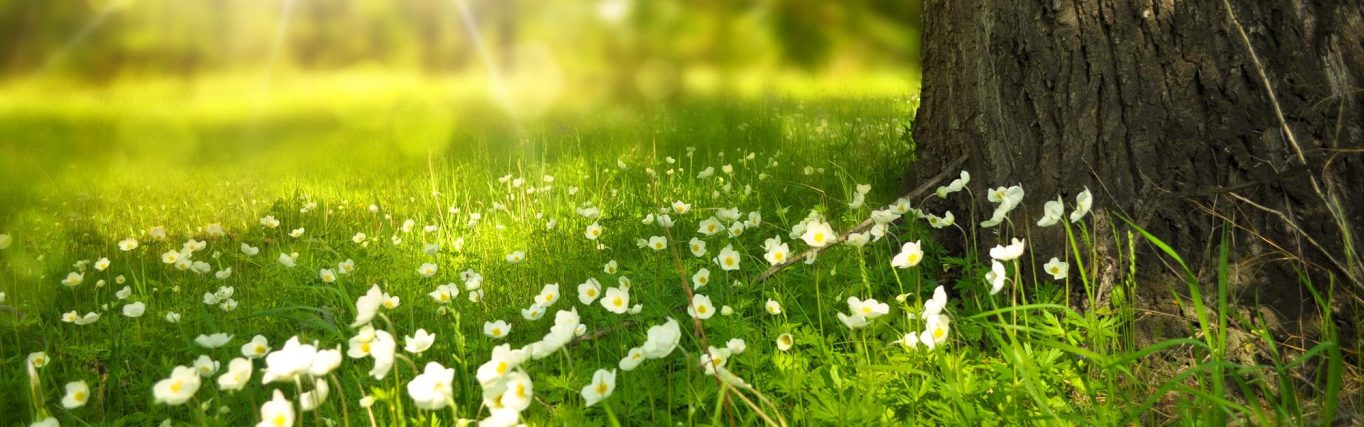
[912,0,1364,337]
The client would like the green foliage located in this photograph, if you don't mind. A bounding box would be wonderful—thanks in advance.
[0,77,1349,426]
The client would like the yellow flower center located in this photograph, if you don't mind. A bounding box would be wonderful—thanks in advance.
[586,289,597,297]
[74,391,86,402]
[360,342,371,353]
[774,252,785,261]
[595,382,608,395]
[933,328,945,339]
[515,384,527,398]
[814,233,825,242]
[496,362,508,374]
[170,380,183,393]
[256,344,266,354]
[273,414,287,426]
[724,258,735,267]
[697,305,708,314]
[492,328,502,336]
[612,297,623,307]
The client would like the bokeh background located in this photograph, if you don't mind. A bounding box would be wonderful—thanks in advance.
[0,0,921,244]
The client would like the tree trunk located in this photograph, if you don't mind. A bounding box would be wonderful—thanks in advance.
[912,0,1364,332]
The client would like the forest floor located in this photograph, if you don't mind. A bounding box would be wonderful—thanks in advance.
[0,74,1353,425]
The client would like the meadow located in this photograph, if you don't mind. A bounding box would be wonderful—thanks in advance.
[0,73,1347,426]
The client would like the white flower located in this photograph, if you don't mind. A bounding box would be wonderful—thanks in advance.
[699,346,731,375]
[118,238,139,251]
[672,200,691,214]
[263,337,316,384]
[989,238,1026,261]
[688,294,715,320]
[500,371,535,413]
[521,304,546,320]
[352,284,384,327]
[61,380,90,408]
[1070,187,1093,223]
[418,263,438,278]
[836,312,868,329]
[338,259,355,274]
[122,302,146,318]
[31,417,57,427]
[506,251,526,263]
[535,284,561,306]
[726,338,747,354]
[776,333,795,351]
[688,238,707,258]
[405,329,436,354]
[800,220,835,248]
[367,330,396,380]
[217,358,253,391]
[299,378,329,411]
[847,297,889,319]
[428,283,459,304]
[715,244,741,271]
[584,222,603,240]
[152,366,201,406]
[164,312,181,323]
[240,243,259,256]
[845,232,870,247]
[277,253,296,268]
[115,286,132,299]
[28,352,49,368]
[603,260,617,274]
[577,278,602,305]
[289,227,305,238]
[646,236,667,251]
[619,347,646,371]
[986,260,1008,295]
[309,347,342,377]
[765,299,782,315]
[1043,257,1069,280]
[641,318,682,358]
[923,285,948,317]
[763,241,790,265]
[94,257,110,271]
[195,333,233,349]
[319,269,337,283]
[580,369,616,407]
[1037,197,1064,227]
[981,185,1025,228]
[61,272,84,287]
[193,355,220,377]
[352,232,368,244]
[691,268,711,289]
[601,286,630,314]
[476,344,528,385]
[382,294,400,310]
[407,362,455,410]
[72,312,100,325]
[698,217,724,236]
[259,215,280,229]
[935,171,970,198]
[920,314,951,350]
[484,320,511,338]
[891,241,924,268]
[255,390,294,427]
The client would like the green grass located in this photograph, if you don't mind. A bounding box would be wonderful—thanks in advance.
[0,74,1349,426]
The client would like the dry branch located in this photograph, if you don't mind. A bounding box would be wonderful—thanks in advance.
[754,153,968,283]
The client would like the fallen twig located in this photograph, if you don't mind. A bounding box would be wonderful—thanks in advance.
[755,153,968,283]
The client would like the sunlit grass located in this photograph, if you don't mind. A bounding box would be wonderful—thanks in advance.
[0,73,1345,426]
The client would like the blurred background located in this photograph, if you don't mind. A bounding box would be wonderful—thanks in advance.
[0,0,920,234]
[0,0,920,103]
